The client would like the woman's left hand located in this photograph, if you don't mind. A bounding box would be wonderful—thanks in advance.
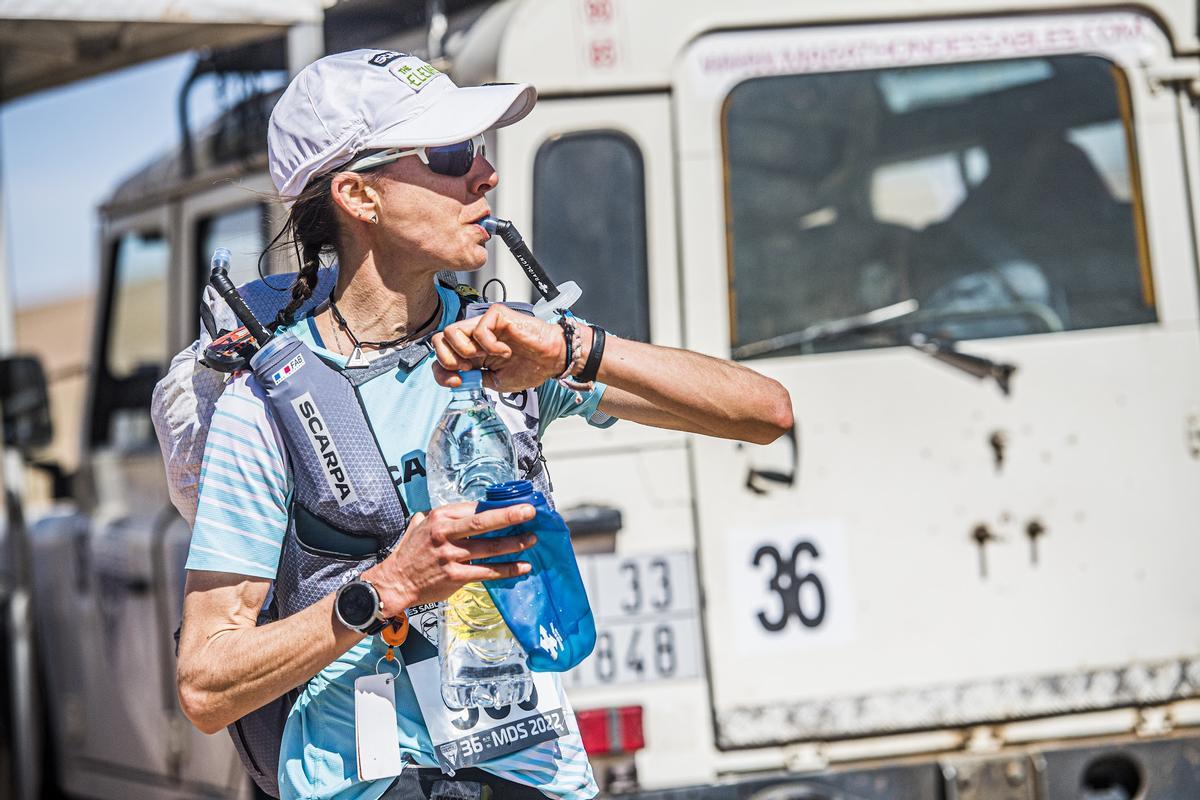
[431,303,569,391]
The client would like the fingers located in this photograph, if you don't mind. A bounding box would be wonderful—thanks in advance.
[432,362,461,387]
[442,503,535,540]
[434,315,512,367]
[458,560,532,582]
[377,506,537,608]
[470,306,513,357]
[444,325,483,360]
[431,331,475,374]
[460,532,537,561]
[425,501,479,519]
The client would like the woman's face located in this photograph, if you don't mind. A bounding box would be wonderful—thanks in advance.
[363,148,499,274]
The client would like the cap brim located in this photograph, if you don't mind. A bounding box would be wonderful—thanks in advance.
[364,83,537,149]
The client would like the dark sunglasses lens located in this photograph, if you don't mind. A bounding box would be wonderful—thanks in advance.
[426,139,477,176]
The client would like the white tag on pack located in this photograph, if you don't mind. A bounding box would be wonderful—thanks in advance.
[354,672,406,781]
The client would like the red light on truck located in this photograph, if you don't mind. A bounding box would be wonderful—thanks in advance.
[617,705,644,751]
[577,706,644,755]
[577,708,611,753]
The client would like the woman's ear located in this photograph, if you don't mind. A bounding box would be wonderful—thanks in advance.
[330,172,380,225]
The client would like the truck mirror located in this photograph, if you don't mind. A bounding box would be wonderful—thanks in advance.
[0,355,53,452]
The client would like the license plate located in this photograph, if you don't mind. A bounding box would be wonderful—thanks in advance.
[565,552,703,689]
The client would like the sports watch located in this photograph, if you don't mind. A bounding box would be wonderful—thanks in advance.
[334,578,389,635]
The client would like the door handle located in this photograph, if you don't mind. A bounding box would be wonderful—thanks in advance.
[560,504,623,538]
[745,424,799,495]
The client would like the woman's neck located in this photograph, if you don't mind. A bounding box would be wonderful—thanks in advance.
[324,251,442,347]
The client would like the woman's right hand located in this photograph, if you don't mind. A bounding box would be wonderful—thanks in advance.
[362,502,537,616]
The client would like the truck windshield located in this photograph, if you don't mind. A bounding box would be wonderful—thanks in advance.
[723,55,1155,360]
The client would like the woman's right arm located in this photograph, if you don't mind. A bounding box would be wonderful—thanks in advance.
[177,570,360,734]
[178,503,538,733]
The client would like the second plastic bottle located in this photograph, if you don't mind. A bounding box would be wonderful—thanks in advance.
[426,369,533,709]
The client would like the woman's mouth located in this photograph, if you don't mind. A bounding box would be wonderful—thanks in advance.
[470,213,492,240]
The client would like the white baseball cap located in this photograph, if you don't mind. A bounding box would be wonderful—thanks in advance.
[268,49,537,199]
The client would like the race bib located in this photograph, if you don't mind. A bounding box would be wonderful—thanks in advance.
[401,603,568,774]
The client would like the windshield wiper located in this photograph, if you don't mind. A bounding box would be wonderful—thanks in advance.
[733,299,920,359]
[908,332,1017,396]
[733,299,1017,395]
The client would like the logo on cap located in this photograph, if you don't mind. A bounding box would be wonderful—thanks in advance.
[367,51,407,67]
[390,62,441,92]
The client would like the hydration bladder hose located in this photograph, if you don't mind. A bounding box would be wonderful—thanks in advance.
[203,248,273,372]
[480,217,583,320]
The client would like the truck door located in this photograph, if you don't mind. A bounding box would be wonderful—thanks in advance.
[63,206,179,786]
[674,12,1200,752]
[497,96,715,782]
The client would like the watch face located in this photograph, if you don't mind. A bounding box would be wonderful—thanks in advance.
[338,583,376,628]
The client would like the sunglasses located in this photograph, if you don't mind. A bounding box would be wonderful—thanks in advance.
[346,134,486,178]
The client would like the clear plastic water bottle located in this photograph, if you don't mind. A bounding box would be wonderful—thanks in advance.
[426,370,533,709]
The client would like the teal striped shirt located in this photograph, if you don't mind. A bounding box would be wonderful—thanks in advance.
[187,284,606,800]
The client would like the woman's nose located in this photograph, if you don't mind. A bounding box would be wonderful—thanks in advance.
[469,155,499,195]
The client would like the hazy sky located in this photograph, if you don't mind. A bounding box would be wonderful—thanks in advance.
[0,53,222,308]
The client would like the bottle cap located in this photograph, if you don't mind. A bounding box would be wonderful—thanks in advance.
[458,369,483,389]
[485,480,534,501]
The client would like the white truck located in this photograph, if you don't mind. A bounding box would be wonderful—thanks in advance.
[18,0,1200,797]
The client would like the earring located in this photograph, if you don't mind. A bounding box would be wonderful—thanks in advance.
[370,214,379,224]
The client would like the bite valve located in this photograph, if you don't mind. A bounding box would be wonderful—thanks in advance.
[480,216,582,321]
[208,247,273,347]
[210,247,232,275]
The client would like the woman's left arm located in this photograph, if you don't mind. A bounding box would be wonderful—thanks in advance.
[591,331,793,445]
[431,304,793,446]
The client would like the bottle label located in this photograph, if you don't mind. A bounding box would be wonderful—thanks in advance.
[400,603,568,773]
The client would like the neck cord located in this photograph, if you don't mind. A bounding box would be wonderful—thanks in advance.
[329,294,442,351]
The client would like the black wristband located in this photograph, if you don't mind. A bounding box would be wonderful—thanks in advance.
[574,325,606,383]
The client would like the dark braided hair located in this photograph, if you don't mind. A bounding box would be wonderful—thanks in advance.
[264,171,343,331]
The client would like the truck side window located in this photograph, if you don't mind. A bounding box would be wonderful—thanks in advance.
[724,55,1154,360]
[196,203,268,295]
[92,229,169,447]
[533,131,650,342]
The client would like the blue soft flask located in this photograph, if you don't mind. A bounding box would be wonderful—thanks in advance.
[475,481,596,671]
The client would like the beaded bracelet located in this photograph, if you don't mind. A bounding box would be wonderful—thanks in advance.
[557,315,588,379]
[556,316,576,380]
[556,315,590,398]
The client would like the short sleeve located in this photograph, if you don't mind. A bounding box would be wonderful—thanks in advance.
[186,373,291,579]
[535,379,616,438]
[535,314,619,435]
